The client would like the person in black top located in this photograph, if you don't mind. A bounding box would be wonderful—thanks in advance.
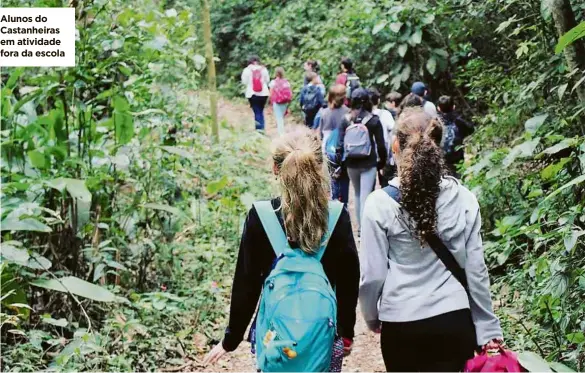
[204,127,360,367]
[343,88,387,236]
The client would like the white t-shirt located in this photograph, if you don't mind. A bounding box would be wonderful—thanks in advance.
[241,64,270,98]
[373,108,395,151]
[423,100,438,118]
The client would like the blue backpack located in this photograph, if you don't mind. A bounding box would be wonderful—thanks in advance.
[324,128,341,166]
[302,85,322,113]
[252,200,343,372]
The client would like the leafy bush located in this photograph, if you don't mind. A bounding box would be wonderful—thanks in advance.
[1,0,273,371]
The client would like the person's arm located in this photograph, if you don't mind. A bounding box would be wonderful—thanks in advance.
[299,87,305,108]
[371,119,387,169]
[359,193,390,331]
[330,208,359,341]
[337,116,348,165]
[222,207,265,352]
[465,200,504,346]
[241,67,249,86]
[456,115,475,137]
[262,67,270,85]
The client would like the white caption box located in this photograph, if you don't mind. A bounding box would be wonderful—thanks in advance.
[0,8,75,67]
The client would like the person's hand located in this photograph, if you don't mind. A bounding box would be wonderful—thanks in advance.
[483,339,504,351]
[203,343,227,366]
[342,337,353,356]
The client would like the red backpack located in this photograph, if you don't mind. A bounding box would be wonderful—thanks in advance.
[251,68,263,92]
[270,78,292,104]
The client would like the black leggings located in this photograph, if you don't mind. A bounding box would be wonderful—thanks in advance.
[381,309,476,372]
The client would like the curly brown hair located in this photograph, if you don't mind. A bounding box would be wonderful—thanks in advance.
[395,107,447,241]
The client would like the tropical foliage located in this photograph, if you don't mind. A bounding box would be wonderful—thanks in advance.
[1,0,272,370]
[212,0,585,370]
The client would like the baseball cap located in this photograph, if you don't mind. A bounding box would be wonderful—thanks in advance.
[411,82,426,97]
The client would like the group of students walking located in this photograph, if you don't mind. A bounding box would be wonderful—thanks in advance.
[208,56,501,372]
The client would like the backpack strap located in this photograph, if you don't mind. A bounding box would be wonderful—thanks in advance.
[382,185,470,294]
[361,114,373,125]
[253,201,290,256]
[315,200,344,260]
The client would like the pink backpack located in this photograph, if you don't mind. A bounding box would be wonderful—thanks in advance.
[464,347,526,372]
[271,78,292,104]
[251,68,263,92]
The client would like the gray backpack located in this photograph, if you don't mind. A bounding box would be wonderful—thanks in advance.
[344,114,373,160]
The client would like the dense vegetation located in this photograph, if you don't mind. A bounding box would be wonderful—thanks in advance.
[1,0,272,370]
[2,0,584,371]
[212,0,585,370]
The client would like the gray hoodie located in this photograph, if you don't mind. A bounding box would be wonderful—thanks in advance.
[359,176,502,346]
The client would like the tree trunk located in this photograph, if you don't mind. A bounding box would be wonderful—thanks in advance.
[551,0,585,103]
[201,0,219,141]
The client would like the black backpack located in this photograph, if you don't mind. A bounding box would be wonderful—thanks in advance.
[345,73,360,99]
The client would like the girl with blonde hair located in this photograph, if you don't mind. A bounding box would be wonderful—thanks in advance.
[204,127,359,371]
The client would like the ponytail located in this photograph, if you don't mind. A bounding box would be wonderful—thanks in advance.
[395,108,447,240]
[272,128,330,254]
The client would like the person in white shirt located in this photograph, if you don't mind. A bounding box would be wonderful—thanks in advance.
[411,81,438,118]
[241,55,270,131]
[369,88,396,187]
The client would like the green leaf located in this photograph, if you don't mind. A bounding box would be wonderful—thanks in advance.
[564,230,584,254]
[572,75,585,93]
[389,22,403,33]
[113,96,134,145]
[1,243,52,270]
[410,29,422,45]
[541,138,577,155]
[46,178,92,203]
[550,362,576,372]
[565,332,585,344]
[503,138,541,168]
[555,21,585,54]
[558,83,569,100]
[42,316,68,327]
[95,89,113,101]
[1,218,51,233]
[31,276,123,303]
[543,174,585,203]
[401,65,411,82]
[376,74,389,84]
[426,57,437,75]
[421,14,435,25]
[518,351,553,372]
[540,158,570,181]
[160,146,193,160]
[28,150,46,169]
[398,44,408,58]
[433,48,449,58]
[206,176,228,195]
[143,203,185,218]
[372,21,387,35]
[525,114,548,134]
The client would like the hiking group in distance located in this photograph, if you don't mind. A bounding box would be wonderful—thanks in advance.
[202,55,518,372]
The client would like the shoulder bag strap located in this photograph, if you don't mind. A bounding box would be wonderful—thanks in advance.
[382,185,470,294]
[253,201,290,256]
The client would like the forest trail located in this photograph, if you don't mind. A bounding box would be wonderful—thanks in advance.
[196,96,386,372]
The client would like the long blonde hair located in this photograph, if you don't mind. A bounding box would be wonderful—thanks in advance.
[272,127,330,254]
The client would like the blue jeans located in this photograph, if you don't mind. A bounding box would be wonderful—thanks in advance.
[273,103,287,135]
[249,95,267,130]
[331,173,350,208]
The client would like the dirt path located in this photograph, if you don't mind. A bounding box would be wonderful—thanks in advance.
[199,96,386,372]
